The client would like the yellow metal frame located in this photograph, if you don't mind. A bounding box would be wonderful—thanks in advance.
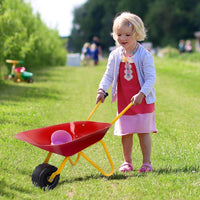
[46,101,133,183]
[47,140,114,183]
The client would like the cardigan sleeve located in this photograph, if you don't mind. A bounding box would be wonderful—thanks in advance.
[140,54,156,97]
[98,51,115,92]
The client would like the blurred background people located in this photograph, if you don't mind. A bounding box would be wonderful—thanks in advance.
[90,43,99,66]
[92,36,102,63]
[185,40,193,53]
[195,39,200,52]
[81,42,91,66]
[178,40,185,53]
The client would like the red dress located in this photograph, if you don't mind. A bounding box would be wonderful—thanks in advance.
[114,60,157,135]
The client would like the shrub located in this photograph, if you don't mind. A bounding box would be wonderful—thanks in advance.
[0,0,67,78]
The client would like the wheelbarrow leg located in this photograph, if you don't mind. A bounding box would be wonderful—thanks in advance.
[48,152,82,183]
[48,139,114,183]
[69,153,81,165]
[79,140,115,177]
[43,151,81,166]
[43,152,52,163]
[48,157,70,183]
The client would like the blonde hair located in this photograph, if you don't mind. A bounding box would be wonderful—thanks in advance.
[112,12,146,42]
[90,43,97,50]
[83,42,90,48]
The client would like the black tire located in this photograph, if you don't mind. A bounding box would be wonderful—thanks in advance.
[32,163,48,186]
[32,163,60,190]
[27,77,33,83]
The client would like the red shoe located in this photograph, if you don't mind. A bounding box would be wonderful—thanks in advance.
[138,163,153,173]
[119,162,133,172]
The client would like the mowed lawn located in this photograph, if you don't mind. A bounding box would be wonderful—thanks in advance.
[0,56,199,200]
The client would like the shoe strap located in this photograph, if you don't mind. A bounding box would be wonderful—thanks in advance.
[141,163,152,169]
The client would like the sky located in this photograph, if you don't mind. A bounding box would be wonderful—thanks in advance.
[25,0,87,37]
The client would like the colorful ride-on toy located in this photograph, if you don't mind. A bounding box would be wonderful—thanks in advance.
[6,59,34,83]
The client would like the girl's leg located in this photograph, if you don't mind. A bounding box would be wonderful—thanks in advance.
[138,133,151,165]
[122,134,133,164]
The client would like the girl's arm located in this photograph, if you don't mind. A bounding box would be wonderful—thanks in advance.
[140,55,156,97]
[131,53,156,105]
[96,52,115,103]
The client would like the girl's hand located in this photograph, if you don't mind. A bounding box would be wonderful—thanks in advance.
[131,92,145,106]
[96,93,105,104]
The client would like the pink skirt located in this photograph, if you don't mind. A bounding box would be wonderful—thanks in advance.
[114,112,157,136]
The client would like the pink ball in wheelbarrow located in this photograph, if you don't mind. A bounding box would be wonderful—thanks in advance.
[51,130,72,145]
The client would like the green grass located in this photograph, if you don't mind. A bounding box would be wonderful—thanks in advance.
[0,57,200,200]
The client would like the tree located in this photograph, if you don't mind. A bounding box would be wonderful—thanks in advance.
[70,1,105,52]
[116,0,151,20]
[70,0,120,52]
[0,0,66,69]
[145,0,200,46]
[69,0,200,51]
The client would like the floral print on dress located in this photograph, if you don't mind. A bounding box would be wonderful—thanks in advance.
[122,56,134,81]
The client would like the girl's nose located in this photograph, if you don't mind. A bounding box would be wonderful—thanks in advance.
[121,35,126,40]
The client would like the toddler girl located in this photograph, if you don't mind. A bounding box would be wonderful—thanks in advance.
[96,12,157,173]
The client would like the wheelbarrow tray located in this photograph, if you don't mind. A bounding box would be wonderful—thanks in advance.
[15,121,112,157]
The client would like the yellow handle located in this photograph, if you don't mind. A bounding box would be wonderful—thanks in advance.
[110,102,133,125]
[86,92,108,121]
[6,59,20,64]
[86,101,101,121]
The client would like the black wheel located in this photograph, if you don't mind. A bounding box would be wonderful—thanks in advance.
[32,163,60,190]
[27,77,33,83]
[32,163,48,186]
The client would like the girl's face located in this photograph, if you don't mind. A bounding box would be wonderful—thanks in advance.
[116,24,136,51]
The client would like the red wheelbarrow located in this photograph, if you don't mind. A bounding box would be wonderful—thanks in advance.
[15,97,133,190]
